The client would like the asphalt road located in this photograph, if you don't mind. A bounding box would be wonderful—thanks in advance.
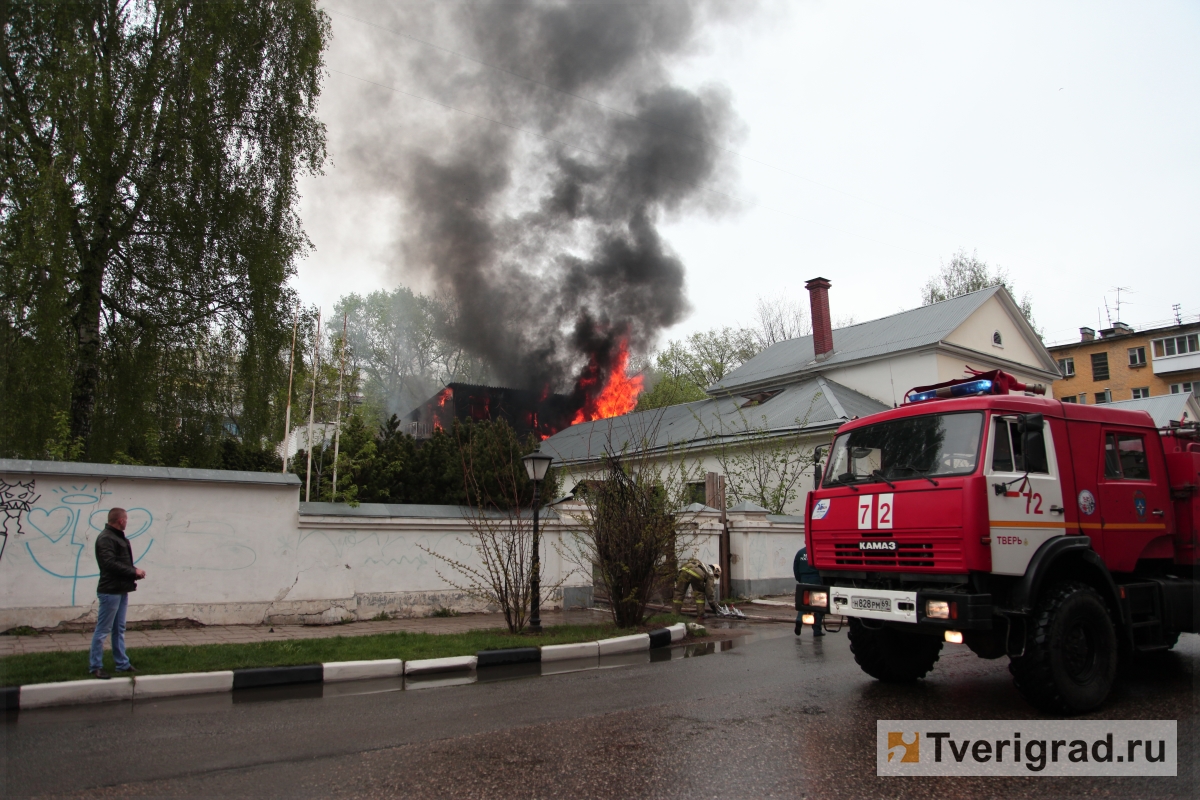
[3,627,1197,798]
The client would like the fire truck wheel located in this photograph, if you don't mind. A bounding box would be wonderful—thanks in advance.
[1009,581,1117,714]
[848,619,942,683]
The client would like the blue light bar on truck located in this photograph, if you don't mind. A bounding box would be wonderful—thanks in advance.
[907,379,994,403]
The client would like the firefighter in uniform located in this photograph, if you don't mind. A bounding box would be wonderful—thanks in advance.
[673,559,721,620]
[794,546,834,637]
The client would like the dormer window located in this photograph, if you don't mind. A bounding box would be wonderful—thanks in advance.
[992,330,1003,347]
[740,390,781,408]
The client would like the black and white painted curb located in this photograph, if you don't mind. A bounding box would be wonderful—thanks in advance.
[3,623,688,710]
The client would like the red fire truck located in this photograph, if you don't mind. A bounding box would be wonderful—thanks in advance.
[795,370,1198,713]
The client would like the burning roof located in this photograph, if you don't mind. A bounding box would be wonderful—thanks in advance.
[409,339,644,440]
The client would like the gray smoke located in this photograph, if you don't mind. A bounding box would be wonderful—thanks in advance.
[329,0,748,394]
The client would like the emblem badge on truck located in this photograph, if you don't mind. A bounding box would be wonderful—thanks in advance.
[1133,490,1147,520]
[859,540,897,551]
[1077,489,1096,515]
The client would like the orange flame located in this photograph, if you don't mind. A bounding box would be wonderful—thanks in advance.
[571,341,644,425]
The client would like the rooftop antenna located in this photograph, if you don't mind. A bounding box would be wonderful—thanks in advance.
[1103,298,1112,329]
[1173,303,1182,325]
[1110,286,1133,323]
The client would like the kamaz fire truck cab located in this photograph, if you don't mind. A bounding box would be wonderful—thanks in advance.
[796,369,1199,714]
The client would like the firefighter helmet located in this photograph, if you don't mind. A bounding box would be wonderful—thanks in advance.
[710,563,722,578]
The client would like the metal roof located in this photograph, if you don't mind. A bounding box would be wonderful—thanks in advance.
[711,286,1019,393]
[1102,394,1200,427]
[541,377,888,466]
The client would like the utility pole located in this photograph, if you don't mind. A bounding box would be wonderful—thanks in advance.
[331,314,348,503]
[305,310,322,503]
[281,309,299,473]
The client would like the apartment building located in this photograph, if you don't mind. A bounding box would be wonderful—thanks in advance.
[1047,319,1200,404]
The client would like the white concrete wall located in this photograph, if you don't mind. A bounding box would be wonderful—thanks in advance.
[0,461,302,629]
[727,508,805,598]
[0,460,586,630]
[0,459,802,630]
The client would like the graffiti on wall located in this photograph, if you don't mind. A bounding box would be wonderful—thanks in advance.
[16,483,154,605]
[0,478,40,563]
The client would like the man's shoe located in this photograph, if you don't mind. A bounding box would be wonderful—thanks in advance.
[813,630,825,637]
[794,623,804,636]
[116,666,137,674]
[90,669,111,680]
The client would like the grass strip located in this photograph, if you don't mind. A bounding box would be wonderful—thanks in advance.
[0,615,686,688]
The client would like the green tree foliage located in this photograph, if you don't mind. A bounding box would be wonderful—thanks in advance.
[333,287,490,426]
[922,249,1039,334]
[574,454,679,627]
[636,327,758,410]
[303,416,558,510]
[635,373,707,410]
[1,0,330,460]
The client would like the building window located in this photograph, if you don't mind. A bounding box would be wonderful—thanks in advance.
[1131,387,1150,399]
[1171,382,1197,396]
[684,482,706,506]
[1095,389,1112,404]
[1061,395,1078,403]
[1152,334,1200,358]
[1058,357,1075,377]
[992,330,1003,347]
[1128,346,1146,367]
[1090,352,1110,381]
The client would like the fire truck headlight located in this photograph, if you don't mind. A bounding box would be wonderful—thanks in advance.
[802,614,815,625]
[945,630,964,644]
[926,600,951,619]
[808,591,828,609]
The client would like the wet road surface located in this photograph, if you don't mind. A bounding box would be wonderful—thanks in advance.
[4,627,1196,798]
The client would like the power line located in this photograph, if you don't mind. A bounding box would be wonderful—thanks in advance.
[325,6,958,238]
[326,67,936,259]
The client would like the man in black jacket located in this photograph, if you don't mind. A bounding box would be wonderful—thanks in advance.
[88,508,146,679]
[793,546,831,638]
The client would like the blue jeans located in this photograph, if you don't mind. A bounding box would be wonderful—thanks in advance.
[90,593,131,671]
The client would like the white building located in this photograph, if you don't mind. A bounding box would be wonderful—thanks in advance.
[543,278,1060,516]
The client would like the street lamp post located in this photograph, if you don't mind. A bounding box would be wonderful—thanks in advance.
[522,449,554,634]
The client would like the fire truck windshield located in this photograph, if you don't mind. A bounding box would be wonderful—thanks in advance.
[823,411,984,486]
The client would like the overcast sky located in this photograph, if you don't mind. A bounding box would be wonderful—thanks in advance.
[295,0,1199,349]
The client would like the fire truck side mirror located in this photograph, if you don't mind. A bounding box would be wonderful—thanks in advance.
[1016,413,1043,434]
[1017,413,1044,468]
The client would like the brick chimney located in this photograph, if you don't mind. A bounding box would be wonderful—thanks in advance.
[806,277,834,360]
[1079,326,1095,342]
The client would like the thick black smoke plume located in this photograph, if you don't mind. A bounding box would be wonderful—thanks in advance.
[330,0,747,393]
